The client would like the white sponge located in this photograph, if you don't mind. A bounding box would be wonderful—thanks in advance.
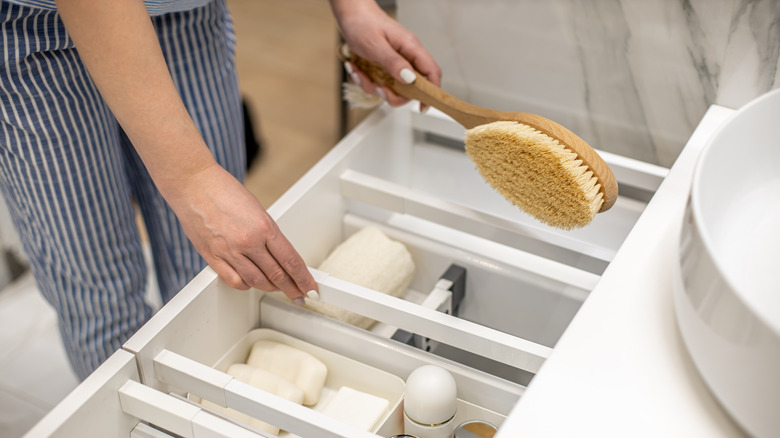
[321,386,389,431]
[308,227,415,329]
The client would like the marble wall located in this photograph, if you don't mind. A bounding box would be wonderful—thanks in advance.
[397,0,780,167]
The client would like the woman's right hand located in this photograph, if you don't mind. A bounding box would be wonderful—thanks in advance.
[168,163,318,304]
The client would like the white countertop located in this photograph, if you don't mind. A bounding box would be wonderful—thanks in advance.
[500,105,748,437]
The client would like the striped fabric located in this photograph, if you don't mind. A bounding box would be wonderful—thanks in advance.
[0,0,245,379]
[2,0,213,16]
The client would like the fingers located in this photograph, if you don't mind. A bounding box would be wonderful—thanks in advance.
[342,25,441,109]
[230,223,317,306]
[213,252,312,307]
[171,165,317,306]
[210,258,250,291]
[374,24,442,88]
[265,231,318,298]
[396,40,442,88]
[343,60,406,107]
[214,243,317,306]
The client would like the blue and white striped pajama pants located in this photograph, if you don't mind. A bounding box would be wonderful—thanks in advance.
[0,0,245,379]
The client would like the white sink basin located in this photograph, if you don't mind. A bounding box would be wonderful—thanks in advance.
[674,88,780,438]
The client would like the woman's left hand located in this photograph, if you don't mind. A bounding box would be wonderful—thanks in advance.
[330,0,442,108]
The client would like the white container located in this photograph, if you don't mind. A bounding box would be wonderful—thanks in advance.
[674,89,780,438]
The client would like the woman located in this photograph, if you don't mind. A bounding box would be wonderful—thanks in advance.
[0,0,440,379]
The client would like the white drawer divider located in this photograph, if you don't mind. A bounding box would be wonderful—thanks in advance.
[119,379,199,438]
[152,349,379,438]
[339,169,615,262]
[311,269,552,374]
[119,379,262,438]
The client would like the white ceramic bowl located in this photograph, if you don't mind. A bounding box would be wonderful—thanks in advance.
[674,89,780,438]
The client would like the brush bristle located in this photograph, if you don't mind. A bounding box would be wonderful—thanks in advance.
[464,121,604,229]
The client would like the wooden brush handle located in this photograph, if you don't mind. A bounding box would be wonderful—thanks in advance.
[344,51,618,212]
[347,52,496,129]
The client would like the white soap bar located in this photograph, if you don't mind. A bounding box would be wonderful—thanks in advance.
[321,386,390,431]
[309,227,415,329]
[200,363,306,435]
[227,363,304,404]
[245,340,328,406]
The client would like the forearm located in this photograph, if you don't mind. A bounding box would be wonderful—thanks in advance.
[54,0,317,301]
[54,0,217,197]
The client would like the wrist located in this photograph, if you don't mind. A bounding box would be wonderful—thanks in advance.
[147,143,220,201]
[329,0,382,28]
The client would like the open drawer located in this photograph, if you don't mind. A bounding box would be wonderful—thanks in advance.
[112,272,523,437]
[27,105,669,437]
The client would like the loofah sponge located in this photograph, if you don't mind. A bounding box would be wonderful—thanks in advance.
[307,227,415,329]
[465,121,604,229]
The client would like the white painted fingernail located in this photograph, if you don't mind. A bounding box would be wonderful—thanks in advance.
[340,44,351,60]
[293,297,306,307]
[400,68,416,84]
[306,290,319,301]
[348,70,361,85]
[375,87,387,100]
[344,62,361,85]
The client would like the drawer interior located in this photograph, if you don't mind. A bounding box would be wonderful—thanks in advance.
[268,106,667,383]
[120,106,669,437]
[273,107,666,277]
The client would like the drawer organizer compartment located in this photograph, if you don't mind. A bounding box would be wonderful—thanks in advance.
[187,328,406,436]
[167,326,509,437]
[114,271,521,437]
[28,105,670,437]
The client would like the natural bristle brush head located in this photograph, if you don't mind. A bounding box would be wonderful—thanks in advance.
[465,121,604,229]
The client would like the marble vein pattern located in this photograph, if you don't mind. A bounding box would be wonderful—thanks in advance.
[398,0,779,167]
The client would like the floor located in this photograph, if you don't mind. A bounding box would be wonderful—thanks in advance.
[0,0,355,435]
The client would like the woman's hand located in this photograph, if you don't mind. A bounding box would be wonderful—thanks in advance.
[330,0,442,108]
[168,163,317,303]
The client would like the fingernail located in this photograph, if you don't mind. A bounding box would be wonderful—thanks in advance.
[400,68,416,84]
[293,297,306,307]
[340,44,351,60]
[344,62,361,85]
[375,87,387,100]
[306,290,319,300]
[351,73,361,86]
